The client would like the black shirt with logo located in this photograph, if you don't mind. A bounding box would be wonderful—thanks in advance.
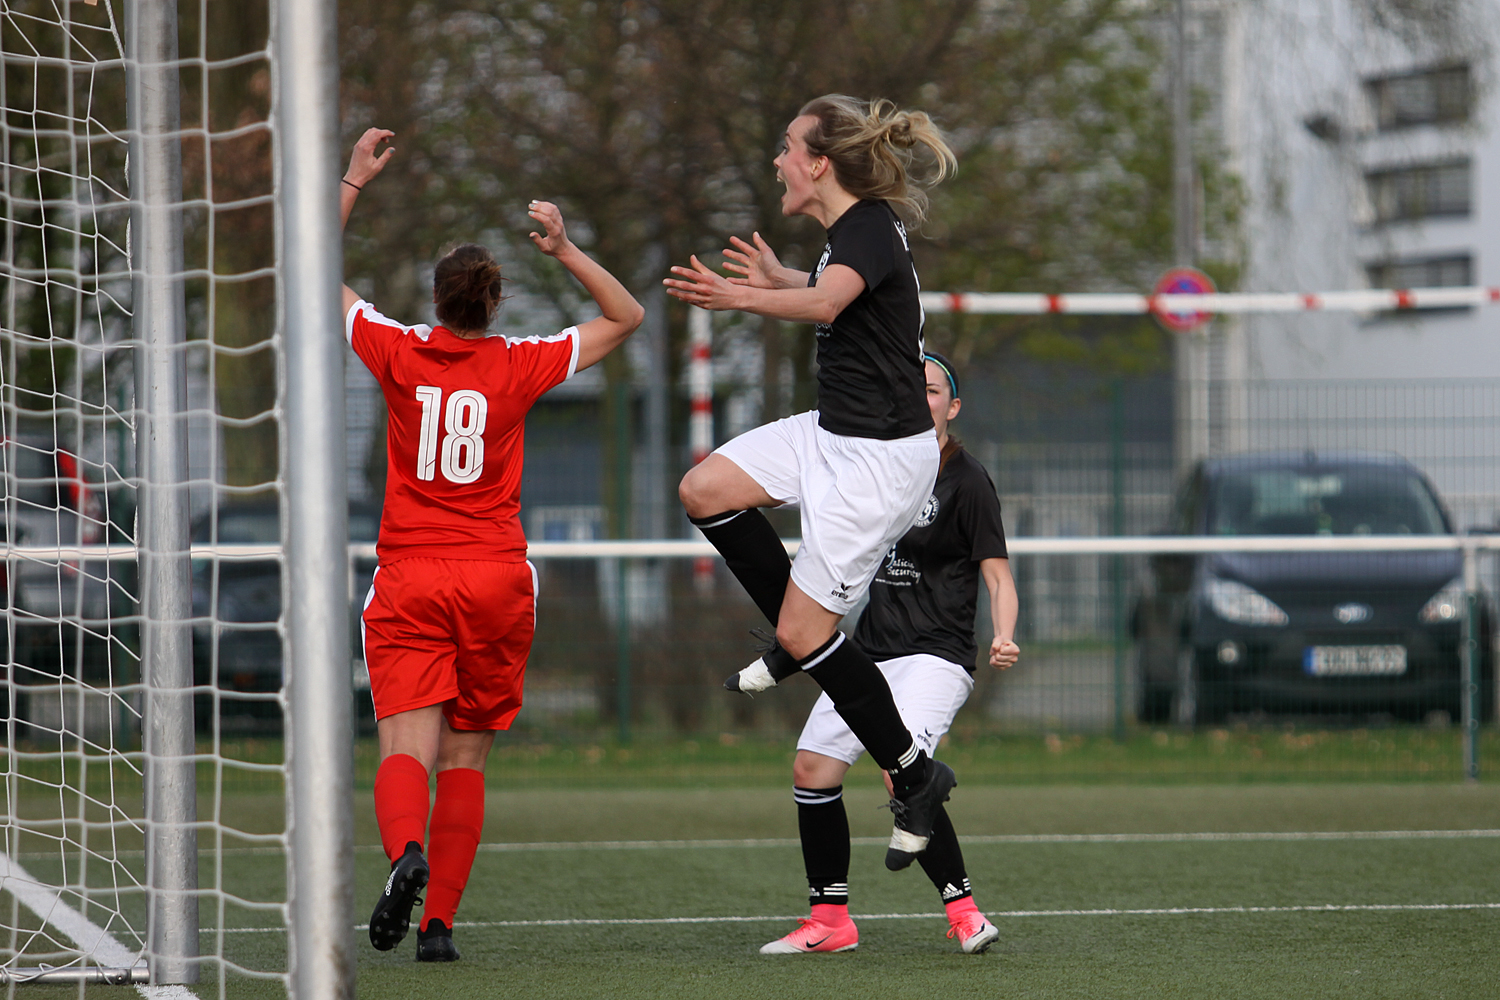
[852,444,1009,670]
[809,199,930,440]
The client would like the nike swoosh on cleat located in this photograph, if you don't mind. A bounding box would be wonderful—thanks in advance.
[804,935,831,949]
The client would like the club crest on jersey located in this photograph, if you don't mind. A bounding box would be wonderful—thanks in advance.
[914,494,939,527]
[813,244,834,337]
[894,218,911,251]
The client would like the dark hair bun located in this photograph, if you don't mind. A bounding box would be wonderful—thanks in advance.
[433,244,505,332]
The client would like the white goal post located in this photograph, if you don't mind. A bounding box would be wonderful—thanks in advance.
[0,0,349,995]
[129,0,198,987]
[274,1,353,998]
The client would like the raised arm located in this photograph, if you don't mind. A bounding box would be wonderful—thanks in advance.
[722,232,809,290]
[340,128,395,316]
[981,557,1020,669]
[527,201,644,370]
[662,243,863,324]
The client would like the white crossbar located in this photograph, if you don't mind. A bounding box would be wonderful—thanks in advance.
[1,534,1494,562]
[524,535,1486,557]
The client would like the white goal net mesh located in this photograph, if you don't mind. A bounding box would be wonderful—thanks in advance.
[1,1,288,992]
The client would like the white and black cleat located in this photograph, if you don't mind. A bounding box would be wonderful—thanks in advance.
[724,656,778,693]
[884,757,957,871]
[724,635,799,693]
[884,826,929,872]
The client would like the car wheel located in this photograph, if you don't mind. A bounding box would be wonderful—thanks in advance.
[1171,647,1197,725]
[1171,647,1227,726]
[1137,683,1173,724]
[1134,635,1175,724]
[1195,688,1228,725]
[1482,646,1496,723]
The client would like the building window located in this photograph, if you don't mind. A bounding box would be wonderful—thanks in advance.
[1366,160,1471,223]
[1366,65,1470,131]
[1366,254,1471,289]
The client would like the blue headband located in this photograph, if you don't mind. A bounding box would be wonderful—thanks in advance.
[924,353,958,399]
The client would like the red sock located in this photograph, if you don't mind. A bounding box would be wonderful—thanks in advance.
[944,896,981,923]
[421,767,485,931]
[811,902,851,926]
[373,753,430,863]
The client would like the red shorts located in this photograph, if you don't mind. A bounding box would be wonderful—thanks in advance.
[361,557,537,730]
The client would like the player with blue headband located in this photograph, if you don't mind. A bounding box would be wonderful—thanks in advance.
[924,351,958,399]
[756,347,1022,955]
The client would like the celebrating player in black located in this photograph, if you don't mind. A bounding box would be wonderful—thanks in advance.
[665,96,960,861]
[759,352,1019,955]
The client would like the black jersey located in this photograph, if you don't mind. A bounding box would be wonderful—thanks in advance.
[852,444,1009,670]
[809,199,930,440]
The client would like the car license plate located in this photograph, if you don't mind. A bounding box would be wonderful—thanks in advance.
[1303,645,1407,677]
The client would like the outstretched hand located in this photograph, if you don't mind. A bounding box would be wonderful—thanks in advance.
[990,638,1020,670]
[722,232,784,289]
[663,256,742,311]
[345,128,394,188]
[527,200,574,257]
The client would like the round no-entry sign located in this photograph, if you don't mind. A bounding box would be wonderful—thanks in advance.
[1152,267,1216,333]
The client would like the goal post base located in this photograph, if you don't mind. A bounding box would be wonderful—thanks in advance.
[0,963,149,985]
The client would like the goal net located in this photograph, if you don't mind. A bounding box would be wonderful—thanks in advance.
[0,1,302,992]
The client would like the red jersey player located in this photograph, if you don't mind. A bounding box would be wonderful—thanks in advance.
[340,127,644,962]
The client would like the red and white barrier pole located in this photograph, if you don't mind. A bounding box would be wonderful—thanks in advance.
[921,286,1500,316]
[688,307,714,589]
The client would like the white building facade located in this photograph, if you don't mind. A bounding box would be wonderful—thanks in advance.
[1195,0,1500,523]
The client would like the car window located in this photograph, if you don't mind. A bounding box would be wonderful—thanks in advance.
[1207,467,1448,536]
[7,445,62,507]
[194,506,381,543]
[348,510,381,542]
[1170,469,1203,535]
[200,510,280,544]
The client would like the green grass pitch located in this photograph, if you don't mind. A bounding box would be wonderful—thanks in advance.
[14,781,1500,999]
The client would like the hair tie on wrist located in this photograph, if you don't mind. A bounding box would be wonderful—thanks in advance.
[341,178,362,191]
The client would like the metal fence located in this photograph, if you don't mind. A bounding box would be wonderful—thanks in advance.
[490,371,1500,782]
[453,530,1485,784]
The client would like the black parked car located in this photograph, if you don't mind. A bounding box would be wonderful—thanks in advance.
[191,503,281,727]
[6,436,134,684]
[191,500,382,728]
[1132,451,1494,725]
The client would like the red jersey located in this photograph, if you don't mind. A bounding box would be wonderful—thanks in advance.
[346,299,579,563]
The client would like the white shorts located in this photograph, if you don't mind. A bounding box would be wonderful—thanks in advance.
[714,411,938,616]
[796,653,975,765]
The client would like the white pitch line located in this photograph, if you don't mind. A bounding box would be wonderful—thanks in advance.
[947,829,1500,845]
[210,900,1500,935]
[444,902,1500,927]
[451,828,1500,852]
[17,828,1498,862]
[0,852,196,999]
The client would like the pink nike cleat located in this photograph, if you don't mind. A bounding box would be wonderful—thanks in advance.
[759,915,859,955]
[947,910,999,954]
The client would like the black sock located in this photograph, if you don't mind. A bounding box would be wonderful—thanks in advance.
[799,633,919,774]
[690,509,790,625]
[795,785,849,907]
[916,805,971,903]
